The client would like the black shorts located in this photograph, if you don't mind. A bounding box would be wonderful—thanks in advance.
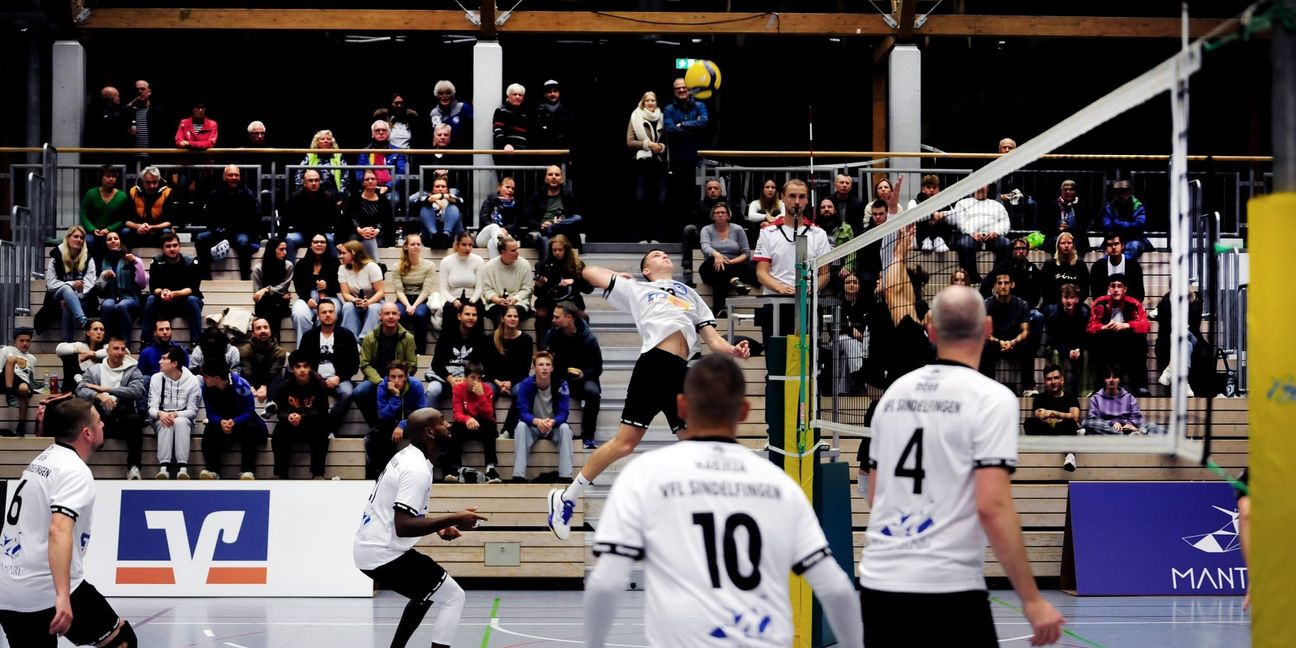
[621,348,688,432]
[860,586,997,648]
[362,549,449,603]
[0,581,120,647]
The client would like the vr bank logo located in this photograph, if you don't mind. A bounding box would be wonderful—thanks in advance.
[115,490,270,586]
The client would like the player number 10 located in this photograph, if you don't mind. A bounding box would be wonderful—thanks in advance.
[692,512,763,591]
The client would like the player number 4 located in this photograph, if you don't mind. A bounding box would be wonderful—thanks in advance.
[692,512,762,591]
[894,428,925,495]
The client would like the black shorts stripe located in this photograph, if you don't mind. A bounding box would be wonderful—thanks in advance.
[792,546,833,575]
[592,542,645,560]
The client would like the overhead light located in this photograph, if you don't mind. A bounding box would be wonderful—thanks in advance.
[654,39,681,46]
[691,38,703,44]
[829,37,841,43]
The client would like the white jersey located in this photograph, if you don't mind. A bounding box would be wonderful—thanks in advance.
[0,443,95,612]
[594,439,834,647]
[752,224,832,295]
[353,445,433,570]
[859,360,1019,593]
[603,275,715,354]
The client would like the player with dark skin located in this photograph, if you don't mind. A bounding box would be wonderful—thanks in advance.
[392,408,487,541]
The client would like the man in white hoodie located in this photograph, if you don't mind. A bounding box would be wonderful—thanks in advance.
[75,337,147,480]
[148,346,202,479]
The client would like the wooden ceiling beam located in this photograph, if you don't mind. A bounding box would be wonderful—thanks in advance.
[896,0,918,42]
[78,9,1222,39]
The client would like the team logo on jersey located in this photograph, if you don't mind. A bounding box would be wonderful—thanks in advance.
[646,290,694,311]
[1181,505,1240,554]
[878,510,934,538]
[710,605,776,642]
[115,490,270,585]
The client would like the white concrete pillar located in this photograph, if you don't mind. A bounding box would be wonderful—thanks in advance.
[472,40,504,227]
[887,45,921,205]
[52,40,87,228]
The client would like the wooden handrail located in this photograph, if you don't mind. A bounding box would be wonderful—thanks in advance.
[698,150,1275,162]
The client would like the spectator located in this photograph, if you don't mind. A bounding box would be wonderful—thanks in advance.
[832,272,871,395]
[980,271,1036,395]
[854,200,893,297]
[681,179,727,285]
[427,301,488,404]
[43,225,97,343]
[1098,180,1152,260]
[531,80,575,165]
[477,176,525,259]
[140,233,203,346]
[126,79,165,153]
[446,362,501,484]
[1087,274,1151,397]
[663,77,710,213]
[337,240,386,338]
[87,86,131,150]
[199,359,267,480]
[369,360,427,479]
[511,351,573,483]
[95,232,147,342]
[1025,365,1082,471]
[533,235,591,342]
[1089,233,1146,302]
[979,237,1044,355]
[393,234,438,354]
[188,326,241,374]
[354,119,408,199]
[938,185,1012,283]
[55,319,105,387]
[831,174,867,233]
[428,80,474,147]
[355,302,417,432]
[873,176,903,217]
[174,101,218,151]
[138,320,187,379]
[992,138,1039,230]
[372,92,418,150]
[745,178,783,232]
[290,235,343,342]
[1153,284,1204,397]
[296,299,360,422]
[196,164,261,280]
[948,267,973,287]
[252,238,294,339]
[911,174,954,254]
[0,328,37,437]
[1039,232,1091,306]
[1041,179,1091,255]
[484,304,534,432]
[439,232,486,327]
[525,165,584,258]
[295,130,348,198]
[426,123,472,192]
[242,121,275,194]
[1043,283,1092,396]
[1083,366,1162,435]
[492,83,530,166]
[147,346,201,479]
[238,317,287,415]
[282,169,339,261]
[413,175,464,248]
[481,235,534,325]
[866,225,933,389]
[543,301,602,449]
[344,169,394,261]
[698,203,754,316]
[273,350,333,480]
[817,197,855,249]
[626,91,668,243]
[80,164,129,262]
[123,166,178,248]
[753,180,831,344]
[75,336,146,479]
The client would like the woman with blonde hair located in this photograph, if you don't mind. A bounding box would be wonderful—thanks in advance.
[1040,230,1091,306]
[43,225,97,342]
[626,90,667,243]
[394,233,439,354]
[296,129,347,196]
[337,239,386,337]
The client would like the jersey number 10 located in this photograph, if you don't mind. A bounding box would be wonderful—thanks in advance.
[692,512,762,591]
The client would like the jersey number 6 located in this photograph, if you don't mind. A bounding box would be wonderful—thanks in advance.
[692,512,762,591]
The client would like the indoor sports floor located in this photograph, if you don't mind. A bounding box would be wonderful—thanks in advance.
[8,589,1250,647]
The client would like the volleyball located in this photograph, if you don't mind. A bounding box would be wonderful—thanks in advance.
[685,59,722,100]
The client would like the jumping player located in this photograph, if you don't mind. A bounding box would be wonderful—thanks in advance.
[546,249,750,540]
[0,399,138,647]
[584,355,863,647]
[353,407,488,648]
[859,285,1064,646]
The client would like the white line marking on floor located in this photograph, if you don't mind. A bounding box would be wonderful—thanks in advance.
[224,643,250,648]
[203,629,215,637]
[999,633,1035,643]
[490,618,648,647]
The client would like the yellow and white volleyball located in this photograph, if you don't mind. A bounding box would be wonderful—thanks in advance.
[684,59,722,100]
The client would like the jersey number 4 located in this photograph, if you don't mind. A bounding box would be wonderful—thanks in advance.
[692,512,762,591]
[895,428,926,494]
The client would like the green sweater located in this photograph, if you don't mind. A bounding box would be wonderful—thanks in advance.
[81,187,129,233]
[360,324,418,384]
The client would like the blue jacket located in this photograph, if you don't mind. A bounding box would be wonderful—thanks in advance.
[663,98,709,168]
[377,378,428,430]
[201,373,265,430]
[1099,197,1153,250]
[514,376,569,427]
[139,341,187,377]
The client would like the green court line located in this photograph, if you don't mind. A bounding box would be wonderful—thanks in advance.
[989,595,1105,648]
[480,596,502,648]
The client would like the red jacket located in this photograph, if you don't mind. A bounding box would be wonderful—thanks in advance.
[175,117,219,149]
[452,380,496,424]
[1086,294,1150,335]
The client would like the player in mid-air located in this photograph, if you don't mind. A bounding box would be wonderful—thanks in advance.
[584,354,863,646]
[0,399,138,647]
[859,285,1064,646]
[353,407,488,648]
[546,248,750,539]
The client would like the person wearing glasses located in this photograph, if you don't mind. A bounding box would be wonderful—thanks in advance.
[1088,232,1145,302]
[428,80,474,148]
[355,119,408,203]
[282,169,339,261]
[123,166,178,248]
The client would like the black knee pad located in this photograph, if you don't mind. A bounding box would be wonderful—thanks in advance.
[104,619,137,647]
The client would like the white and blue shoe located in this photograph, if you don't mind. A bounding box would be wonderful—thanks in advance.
[547,489,575,540]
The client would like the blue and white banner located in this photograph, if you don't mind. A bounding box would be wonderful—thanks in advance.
[1069,482,1246,596]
